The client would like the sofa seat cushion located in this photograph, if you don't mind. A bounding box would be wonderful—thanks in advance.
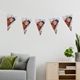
[0,70,26,80]
[11,53,29,70]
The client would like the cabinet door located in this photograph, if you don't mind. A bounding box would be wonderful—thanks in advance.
[76,70,80,79]
[76,62,80,79]
[76,62,80,69]
[46,62,58,80]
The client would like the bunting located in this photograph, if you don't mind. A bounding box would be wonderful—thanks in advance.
[7,14,16,31]
[36,19,45,35]
[22,18,31,34]
[49,18,59,34]
[63,14,73,31]
[0,10,79,35]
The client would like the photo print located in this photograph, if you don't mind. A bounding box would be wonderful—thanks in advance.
[49,18,59,34]
[7,14,16,31]
[36,19,45,35]
[22,18,31,34]
[63,14,73,31]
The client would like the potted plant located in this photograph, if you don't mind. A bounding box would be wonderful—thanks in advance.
[75,33,80,61]
[64,47,74,62]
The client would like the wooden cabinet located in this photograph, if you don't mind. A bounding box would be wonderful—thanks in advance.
[46,62,58,80]
[76,70,80,79]
[76,62,80,69]
[76,62,80,80]
[46,62,80,80]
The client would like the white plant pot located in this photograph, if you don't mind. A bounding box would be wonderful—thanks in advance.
[69,57,75,62]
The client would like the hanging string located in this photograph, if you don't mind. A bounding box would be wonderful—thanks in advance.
[73,12,80,15]
[0,10,80,19]
[0,10,22,19]
[0,10,6,15]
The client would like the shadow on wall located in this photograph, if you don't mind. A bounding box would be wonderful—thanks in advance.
[36,63,46,80]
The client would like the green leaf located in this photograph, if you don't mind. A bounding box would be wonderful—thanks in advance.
[75,33,80,52]
[64,47,74,57]
[76,34,79,42]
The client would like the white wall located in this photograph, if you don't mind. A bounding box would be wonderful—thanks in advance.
[0,0,80,80]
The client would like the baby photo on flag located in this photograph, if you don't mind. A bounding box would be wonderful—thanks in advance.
[63,14,73,31]
[22,18,31,34]
[36,19,45,35]
[49,18,59,34]
[7,14,16,31]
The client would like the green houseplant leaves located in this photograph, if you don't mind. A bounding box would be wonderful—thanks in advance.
[64,47,74,57]
[75,33,80,52]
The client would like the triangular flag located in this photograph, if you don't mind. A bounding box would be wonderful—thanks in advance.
[49,18,59,34]
[36,19,45,35]
[63,14,73,31]
[7,14,16,31]
[22,18,31,34]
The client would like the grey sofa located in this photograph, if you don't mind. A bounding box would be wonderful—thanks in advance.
[0,53,36,80]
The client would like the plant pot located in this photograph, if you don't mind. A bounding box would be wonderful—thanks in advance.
[75,52,80,62]
[69,57,75,62]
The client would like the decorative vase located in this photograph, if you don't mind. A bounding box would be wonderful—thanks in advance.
[75,52,80,62]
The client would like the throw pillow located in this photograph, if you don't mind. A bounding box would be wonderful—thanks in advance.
[11,53,29,70]
[0,56,17,69]
[0,55,9,64]
[11,53,29,62]
[14,62,27,70]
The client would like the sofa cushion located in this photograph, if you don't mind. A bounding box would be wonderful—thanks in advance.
[0,56,3,64]
[0,56,17,69]
[13,62,27,70]
[11,53,29,70]
[0,55,9,64]
[0,70,26,80]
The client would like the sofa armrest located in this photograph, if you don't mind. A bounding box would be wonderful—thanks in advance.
[26,57,36,80]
